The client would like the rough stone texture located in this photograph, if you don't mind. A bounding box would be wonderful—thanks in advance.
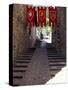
[54,7,61,51]
[30,27,37,47]
[21,47,51,85]
[52,7,66,57]
[59,7,66,57]
[13,4,30,63]
[10,5,66,85]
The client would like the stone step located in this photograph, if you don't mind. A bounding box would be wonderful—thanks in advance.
[48,54,61,57]
[15,63,29,66]
[28,48,36,50]
[48,54,59,56]
[13,69,26,73]
[13,67,27,71]
[47,48,56,50]
[49,63,65,66]
[13,76,23,79]
[47,51,57,53]
[14,65,28,68]
[51,74,55,78]
[48,53,58,55]
[50,70,59,75]
[16,60,30,63]
[50,68,61,71]
[48,57,65,59]
[16,58,31,60]
[20,54,33,56]
[19,55,32,58]
[25,51,35,53]
[13,72,24,76]
[18,56,32,58]
[27,49,35,52]
[13,76,23,85]
[47,49,56,50]
[12,84,20,86]
[23,53,33,55]
[49,65,65,70]
[49,59,66,62]
[13,79,22,86]
[49,62,66,65]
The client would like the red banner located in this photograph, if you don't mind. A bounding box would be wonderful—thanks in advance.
[38,7,46,27]
[49,7,57,26]
[27,7,35,26]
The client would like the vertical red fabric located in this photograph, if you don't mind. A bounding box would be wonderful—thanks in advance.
[38,7,46,27]
[49,7,57,26]
[27,7,35,26]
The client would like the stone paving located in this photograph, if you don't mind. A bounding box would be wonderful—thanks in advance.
[13,40,66,85]
[21,47,51,85]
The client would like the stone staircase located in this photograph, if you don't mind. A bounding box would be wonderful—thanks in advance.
[13,48,36,86]
[47,46,66,78]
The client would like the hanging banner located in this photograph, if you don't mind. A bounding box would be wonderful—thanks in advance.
[49,7,57,26]
[38,7,46,27]
[27,6,35,26]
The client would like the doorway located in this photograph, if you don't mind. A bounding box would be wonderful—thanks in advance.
[35,7,52,44]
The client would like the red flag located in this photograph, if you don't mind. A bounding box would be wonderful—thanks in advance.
[49,7,57,26]
[27,7,35,26]
[38,7,46,27]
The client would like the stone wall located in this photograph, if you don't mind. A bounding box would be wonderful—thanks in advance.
[59,7,66,57]
[52,7,66,57]
[30,27,37,47]
[54,7,61,51]
[13,4,30,62]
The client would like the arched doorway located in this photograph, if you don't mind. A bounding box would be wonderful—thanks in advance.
[36,7,52,44]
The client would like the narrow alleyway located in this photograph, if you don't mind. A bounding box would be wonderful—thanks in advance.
[9,5,66,86]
